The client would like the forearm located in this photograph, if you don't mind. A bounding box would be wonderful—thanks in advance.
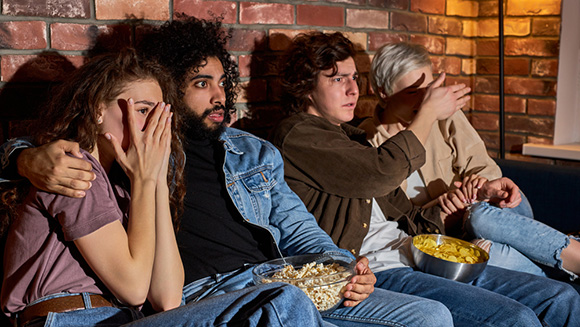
[147,183,184,311]
[406,108,437,146]
[120,179,157,301]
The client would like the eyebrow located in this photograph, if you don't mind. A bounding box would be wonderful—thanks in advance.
[135,100,157,107]
[328,71,358,78]
[190,74,226,81]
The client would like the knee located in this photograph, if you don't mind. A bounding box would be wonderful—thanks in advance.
[269,283,317,310]
[465,203,489,234]
[424,301,453,327]
[499,305,541,327]
[545,282,580,311]
[401,299,452,327]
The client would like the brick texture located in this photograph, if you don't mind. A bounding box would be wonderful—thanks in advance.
[391,11,428,33]
[507,0,561,16]
[297,5,344,27]
[95,0,170,20]
[240,3,294,25]
[0,21,46,49]
[429,17,462,36]
[0,0,568,162]
[174,0,237,24]
[532,18,561,36]
[3,0,90,18]
[446,0,478,17]
[368,0,408,10]
[528,98,556,116]
[411,0,445,14]
[347,9,389,29]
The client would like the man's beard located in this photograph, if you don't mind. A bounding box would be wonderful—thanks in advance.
[182,105,231,141]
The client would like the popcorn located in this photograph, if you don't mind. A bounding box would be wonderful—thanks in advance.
[263,261,351,311]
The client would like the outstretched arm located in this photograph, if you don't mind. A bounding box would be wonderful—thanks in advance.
[17,140,95,197]
[407,73,471,146]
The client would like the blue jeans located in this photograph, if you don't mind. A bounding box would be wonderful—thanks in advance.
[183,266,453,327]
[375,266,580,327]
[125,282,329,327]
[465,194,576,279]
[23,286,329,327]
[22,293,142,327]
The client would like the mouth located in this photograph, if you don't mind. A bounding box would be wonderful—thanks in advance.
[207,109,225,123]
[343,102,356,108]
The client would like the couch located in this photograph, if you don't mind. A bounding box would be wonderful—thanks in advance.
[495,158,580,235]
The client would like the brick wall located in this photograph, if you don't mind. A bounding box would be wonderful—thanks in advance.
[0,0,568,164]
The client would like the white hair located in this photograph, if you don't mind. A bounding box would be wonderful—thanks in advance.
[370,42,432,97]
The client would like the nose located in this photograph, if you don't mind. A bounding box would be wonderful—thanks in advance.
[346,78,359,96]
[211,83,226,106]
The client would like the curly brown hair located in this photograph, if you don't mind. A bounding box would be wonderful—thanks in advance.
[280,32,356,115]
[0,49,186,235]
[137,15,239,121]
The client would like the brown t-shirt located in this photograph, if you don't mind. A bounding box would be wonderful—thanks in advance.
[1,150,128,315]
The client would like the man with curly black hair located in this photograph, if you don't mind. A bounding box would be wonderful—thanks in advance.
[1,17,457,326]
[137,15,239,141]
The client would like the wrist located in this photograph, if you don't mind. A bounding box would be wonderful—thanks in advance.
[414,105,437,124]
[131,178,157,191]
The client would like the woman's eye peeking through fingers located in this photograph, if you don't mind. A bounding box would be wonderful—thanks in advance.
[137,107,150,115]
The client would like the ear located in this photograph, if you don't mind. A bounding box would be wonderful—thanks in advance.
[377,88,389,104]
[97,104,106,125]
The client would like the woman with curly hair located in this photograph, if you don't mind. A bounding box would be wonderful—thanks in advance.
[0,49,185,326]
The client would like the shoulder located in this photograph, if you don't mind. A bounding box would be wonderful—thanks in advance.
[222,127,279,155]
[439,110,473,130]
[270,113,337,147]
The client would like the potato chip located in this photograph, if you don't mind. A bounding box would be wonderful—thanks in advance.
[413,235,487,264]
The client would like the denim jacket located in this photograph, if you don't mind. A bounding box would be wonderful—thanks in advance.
[0,137,34,182]
[219,128,352,259]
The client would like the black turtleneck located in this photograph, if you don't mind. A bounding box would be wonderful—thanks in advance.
[176,137,272,285]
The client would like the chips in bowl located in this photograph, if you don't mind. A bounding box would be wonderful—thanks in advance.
[413,234,487,264]
[411,234,489,282]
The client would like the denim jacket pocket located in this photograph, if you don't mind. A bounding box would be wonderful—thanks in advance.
[237,167,276,224]
[240,168,276,192]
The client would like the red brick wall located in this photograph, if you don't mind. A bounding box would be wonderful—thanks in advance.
[0,0,566,164]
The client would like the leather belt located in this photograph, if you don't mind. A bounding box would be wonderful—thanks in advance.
[17,294,113,326]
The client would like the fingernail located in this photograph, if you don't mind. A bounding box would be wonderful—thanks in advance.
[76,191,86,197]
[128,98,134,104]
[105,133,111,140]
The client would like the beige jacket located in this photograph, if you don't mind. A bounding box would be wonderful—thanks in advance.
[358,110,502,206]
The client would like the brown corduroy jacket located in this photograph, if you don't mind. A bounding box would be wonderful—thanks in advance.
[270,112,445,256]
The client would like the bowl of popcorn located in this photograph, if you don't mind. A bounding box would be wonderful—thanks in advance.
[252,252,356,312]
[411,234,489,283]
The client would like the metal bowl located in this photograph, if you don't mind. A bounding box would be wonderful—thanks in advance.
[252,252,355,312]
[411,234,489,283]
